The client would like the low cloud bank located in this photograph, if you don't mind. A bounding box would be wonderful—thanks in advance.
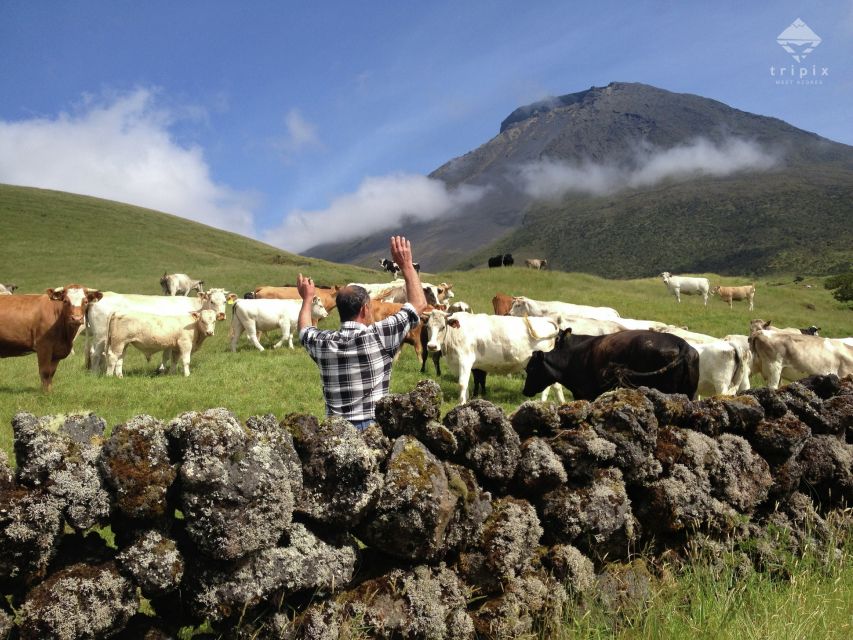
[517,137,778,200]
[0,89,256,236]
[267,174,486,252]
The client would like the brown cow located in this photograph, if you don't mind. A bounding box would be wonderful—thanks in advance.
[0,285,103,391]
[253,285,338,327]
[492,292,514,316]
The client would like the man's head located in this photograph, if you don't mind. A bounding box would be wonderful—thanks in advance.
[336,285,371,323]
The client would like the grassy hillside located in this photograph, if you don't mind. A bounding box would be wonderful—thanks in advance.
[1,184,851,464]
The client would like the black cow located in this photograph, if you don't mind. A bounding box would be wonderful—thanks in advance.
[523,329,699,401]
[488,255,503,268]
[502,253,514,267]
[380,258,419,274]
[800,325,820,336]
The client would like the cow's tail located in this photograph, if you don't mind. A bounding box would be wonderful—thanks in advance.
[606,341,694,387]
[729,345,743,395]
[228,300,240,340]
[522,314,559,342]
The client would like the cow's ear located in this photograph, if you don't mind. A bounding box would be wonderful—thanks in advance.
[448,318,461,329]
[86,290,103,302]
[46,287,64,300]
[763,320,772,329]
[191,312,200,320]
[198,292,209,300]
[227,293,238,302]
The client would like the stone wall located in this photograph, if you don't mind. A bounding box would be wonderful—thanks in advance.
[0,375,851,639]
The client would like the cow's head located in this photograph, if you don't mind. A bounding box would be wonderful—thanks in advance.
[200,288,237,320]
[660,272,672,282]
[711,285,721,295]
[47,285,103,326]
[423,309,451,353]
[749,318,772,333]
[311,296,329,320]
[191,309,218,336]
[438,283,455,300]
[522,350,553,397]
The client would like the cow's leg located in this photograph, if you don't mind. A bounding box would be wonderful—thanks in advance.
[179,348,191,377]
[36,349,57,391]
[230,318,244,352]
[105,346,118,377]
[272,319,291,349]
[456,358,475,404]
[246,321,264,351]
[114,347,128,379]
[748,297,754,311]
[472,369,487,397]
[541,382,565,403]
[761,360,783,390]
[433,354,442,376]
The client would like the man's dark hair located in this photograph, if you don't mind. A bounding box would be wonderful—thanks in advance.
[337,285,370,322]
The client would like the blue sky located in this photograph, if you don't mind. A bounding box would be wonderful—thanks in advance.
[1,1,850,251]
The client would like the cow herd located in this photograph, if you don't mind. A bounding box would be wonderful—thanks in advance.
[0,269,851,409]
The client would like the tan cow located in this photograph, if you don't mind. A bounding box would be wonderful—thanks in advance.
[253,285,338,314]
[748,328,853,389]
[525,258,548,270]
[0,285,102,391]
[712,284,755,310]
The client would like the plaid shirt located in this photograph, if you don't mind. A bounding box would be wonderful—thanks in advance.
[299,303,420,421]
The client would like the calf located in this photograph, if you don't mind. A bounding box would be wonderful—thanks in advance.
[160,272,205,296]
[107,309,217,377]
[660,272,710,306]
[524,329,699,401]
[0,285,102,391]
[231,297,327,351]
[525,258,548,270]
[379,258,420,274]
[423,310,564,404]
[712,284,755,310]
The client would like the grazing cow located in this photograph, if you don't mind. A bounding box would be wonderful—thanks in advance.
[422,310,564,404]
[509,295,621,321]
[488,255,503,268]
[712,284,756,311]
[0,283,17,294]
[85,288,236,372]
[523,329,700,401]
[231,297,327,351]
[492,293,514,316]
[380,258,420,274]
[660,272,710,306]
[525,258,548,270]
[447,301,471,314]
[748,329,853,389]
[749,319,821,336]
[503,253,514,267]
[0,285,103,391]
[160,272,205,297]
[106,309,217,378]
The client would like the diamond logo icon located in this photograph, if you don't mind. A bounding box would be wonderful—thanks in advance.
[777,18,821,62]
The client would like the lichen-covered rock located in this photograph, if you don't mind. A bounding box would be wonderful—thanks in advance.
[797,435,853,506]
[12,412,110,531]
[687,398,733,437]
[471,572,567,640]
[0,607,12,639]
[375,380,458,456]
[442,400,521,490]
[746,413,811,465]
[712,434,772,512]
[778,382,834,435]
[99,415,176,530]
[18,561,137,640]
[541,544,595,593]
[766,455,804,503]
[797,373,845,400]
[744,387,788,419]
[818,393,853,440]
[718,395,765,434]
[557,400,593,430]
[0,484,63,592]
[638,387,692,427]
[0,449,12,487]
[510,401,560,438]
[588,389,661,483]
[116,530,183,597]
[186,522,356,623]
[172,408,294,560]
[339,564,474,640]
[276,601,342,640]
[116,614,175,640]
[441,461,493,555]
[246,413,304,505]
[549,424,616,481]
[359,436,458,561]
[283,413,383,529]
[539,467,634,559]
[478,497,543,583]
[513,437,567,495]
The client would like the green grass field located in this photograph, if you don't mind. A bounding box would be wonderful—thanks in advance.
[2,183,852,462]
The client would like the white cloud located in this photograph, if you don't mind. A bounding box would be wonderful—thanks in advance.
[516,137,779,200]
[0,89,256,236]
[265,173,486,252]
[274,108,321,159]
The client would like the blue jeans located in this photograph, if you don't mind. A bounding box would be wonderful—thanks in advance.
[350,418,375,432]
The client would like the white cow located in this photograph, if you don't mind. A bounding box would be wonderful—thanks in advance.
[509,296,621,321]
[722,334,754,392]
[689,340,749,397]
[546,314,627,336]
[349,280,454,306]
[422,310,564,404]
[106,309,217,377]
[230,297,327,352]
[160,272,205,296]
[447,301,472,314]
[86,288,236,372]
[612,317,672,331]
[652,326,719,344]
[749,330,853,389]
[660,272,710,306]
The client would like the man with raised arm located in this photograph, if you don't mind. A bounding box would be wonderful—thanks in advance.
[297,235,428,431]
